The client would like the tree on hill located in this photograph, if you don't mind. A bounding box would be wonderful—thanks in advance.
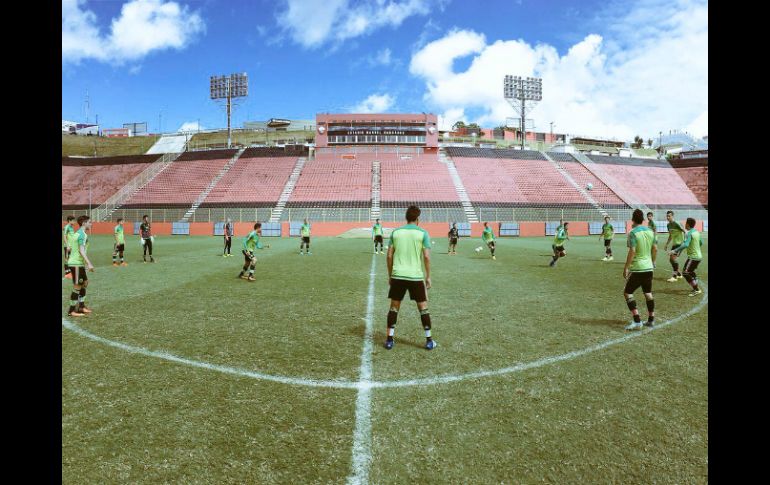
[452,121,466,131]
[632,135,643,149]
[647,138,653,147]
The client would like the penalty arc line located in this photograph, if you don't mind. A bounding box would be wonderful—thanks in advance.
[347,254,377,485]
[61,287,707,390]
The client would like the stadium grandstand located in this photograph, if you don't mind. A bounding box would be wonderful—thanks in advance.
[62,113,707,230]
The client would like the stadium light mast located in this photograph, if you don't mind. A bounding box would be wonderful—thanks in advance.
[210,73,248,148]
[504,75,542,149]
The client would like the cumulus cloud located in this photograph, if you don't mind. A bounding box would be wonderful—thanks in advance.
[177,121,205,133]
[409,0,707,140]
[62,0,205,65]
[685,110,708,138]
[368,48,392,66]
[351,93,396,113]
[277,0,437,49]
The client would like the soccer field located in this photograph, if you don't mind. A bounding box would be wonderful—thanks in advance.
[62,233,708,483]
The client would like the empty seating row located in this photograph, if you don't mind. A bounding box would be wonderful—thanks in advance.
[176,149,238,162]
[242,146,308,158]
[201,157,296,206]
[380,153,459,203]
[289,156,372,202]
[123,158,230,207]
[591,163,703,207]
[62,162,154,207]
[549,158,628,207]
[446,147,546,160]
[587,154,671,168]
[673,166,708,206]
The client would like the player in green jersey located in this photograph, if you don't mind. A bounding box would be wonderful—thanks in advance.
[63,215,75,279]
[372,218,384,254]
[140,215,155,263]
[646,212,657,233]
[299,218,311,255]
[623,209,658,330]
[549,220,570,267]
[674,218,704,297]
[481,222,496,260]
[599,216,614,261]
[448,223,459,255]
[66,215,95,317]
[112,218,127,267]
[385,206,435,350]
[239,223,262,281]
[664,210,685,282]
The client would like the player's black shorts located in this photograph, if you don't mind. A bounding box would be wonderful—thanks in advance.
[388,278,427,302]
[302,236,310,244]
[374,235,383,243]
[486,240,495,248]
[553,245,565,252]
[683,259,701,274]
[450,237,458,245]
[624,271,653,294]
[670,244,683,253]
[603,239,612,247]
[243,250,254,262]
[114,243,125,252]
[71,266,88,285]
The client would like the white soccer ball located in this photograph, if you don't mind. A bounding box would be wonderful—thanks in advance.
[586,183,593,191]
[475,246,483,252]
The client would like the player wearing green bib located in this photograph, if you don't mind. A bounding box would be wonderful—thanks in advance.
[549,220,569,267]
[448,222,459,255]
[112,218,127,267]
[299,218,311,255]
[623,209,658,330]
[63,215,75,278]
[482,222,496,260]
[239,223,261,281]
[599,216,614,261]
[675,218,704,297]
[66,215,95,317]
[664,210,685,282]
[646,212,657,234]
[372,218,384,254]
[385,206,435,351]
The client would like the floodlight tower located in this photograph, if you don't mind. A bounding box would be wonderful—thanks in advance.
[210,73,248,148]
[504,75,542,149]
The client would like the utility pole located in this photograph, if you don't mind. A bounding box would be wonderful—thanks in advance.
[550,121,555,142]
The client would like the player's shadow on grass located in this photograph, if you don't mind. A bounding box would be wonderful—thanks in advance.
[570,317,623,329]
[350,327,426,349]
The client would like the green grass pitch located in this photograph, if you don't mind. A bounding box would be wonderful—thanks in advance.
[62,233,708,483]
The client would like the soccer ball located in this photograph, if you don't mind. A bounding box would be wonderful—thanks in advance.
[475,246,483,253]
[586,183,593,191]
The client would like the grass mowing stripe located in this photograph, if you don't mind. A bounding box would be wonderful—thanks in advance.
[348,255,377,485]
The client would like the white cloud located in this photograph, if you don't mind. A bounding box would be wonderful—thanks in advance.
[178,121,205,133]
[351,93,396,113]
[409,0,707,141]
[685,110,707,138]
[62,0,205,65]
[276,0,435,49]
[367,48,392,67]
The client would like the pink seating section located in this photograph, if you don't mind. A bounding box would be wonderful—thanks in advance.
[594,164,703,206]
[553,160,626,206]
[124,158,230,205]
[453,158,586,204]
[380,153,459,202]
[674,166,708,206]
[203,157,296,204]
[62,163,149,206]
[289,153,371,202]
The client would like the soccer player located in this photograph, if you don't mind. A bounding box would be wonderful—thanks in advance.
[299,218,311,255]
[112,218,127,267]
[646,212,657,233]
[549,221,569,267]
[673,218,704,297]
[63,215,75,279]
[623,209,658,330]
[385,205,435,350]
[140,215,155,263]
[448,222,459,255]
[372,218,384,254]
[599,216,614,261]
[223,218,233,257]
[663,210,685,282]
[66,215,95,317]
[482,222,496,260]
[239,222,262,281]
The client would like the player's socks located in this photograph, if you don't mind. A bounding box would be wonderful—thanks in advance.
[78,288,88,312]
[68,292,79,314]
[386,307,398,343]
[420,308,432,342]
[644,298,655,326]
[626,296,641,323]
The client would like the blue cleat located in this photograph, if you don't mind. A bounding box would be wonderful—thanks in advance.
[384,339,394,350]
[425,339,437,350]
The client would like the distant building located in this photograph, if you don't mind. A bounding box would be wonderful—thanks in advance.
[63,121,99,136]
[244,119,315,131]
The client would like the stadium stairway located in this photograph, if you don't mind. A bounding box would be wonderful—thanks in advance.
[269,157,307,222]
[181,147,246,222]
[571,151,651,214]
[439,149,478,223]
[541,151,608,218]
[146,134,188,154]
[371,159,381,220]
[92,152,181,221]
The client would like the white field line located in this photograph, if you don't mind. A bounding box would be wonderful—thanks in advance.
[347,255,378,485]
[62,286,707,390]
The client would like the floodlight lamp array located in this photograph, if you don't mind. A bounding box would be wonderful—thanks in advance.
[210,73,249,100]
[503,75,542,101]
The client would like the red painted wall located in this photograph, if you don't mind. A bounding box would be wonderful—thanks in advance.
[520,222,545,237]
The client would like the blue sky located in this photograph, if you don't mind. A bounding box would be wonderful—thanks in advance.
[62,0,708,140]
